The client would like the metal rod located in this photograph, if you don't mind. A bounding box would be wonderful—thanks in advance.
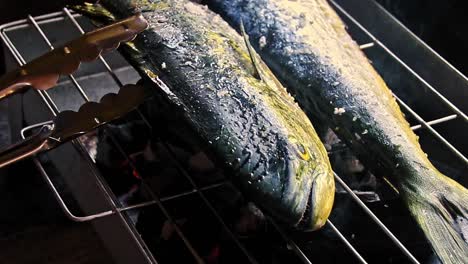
[34,157,115,221]
[359,42,375,50]
[20,121,54,137]
[18,113,233,219]
[0,31,60,115]
[326,220,368,264]
[334,173,420,264]
[117,181,229,212]
[74,139,160,264]
[268,217,313,264]
[2,12,81,32]
[98,125,206,263]
[410,114,458,131]
[27,15,90,102]
[394,94,467,164]
[55,66,134,87]
[329,114,458,155]
[25,118,227,220]
[159,181,227,202]
[372,1,468,83]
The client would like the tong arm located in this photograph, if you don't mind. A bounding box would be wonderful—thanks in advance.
[0,14,148,100]
[0,83,150,169]
[0,125,54,169]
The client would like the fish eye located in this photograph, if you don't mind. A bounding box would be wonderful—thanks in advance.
[296,143,311,161]
[288,136,311,161]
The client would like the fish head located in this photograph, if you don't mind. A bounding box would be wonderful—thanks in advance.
[280,134,335,230]
[236,125,334,230]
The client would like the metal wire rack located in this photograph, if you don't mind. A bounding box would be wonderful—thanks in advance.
[0,0,466,263]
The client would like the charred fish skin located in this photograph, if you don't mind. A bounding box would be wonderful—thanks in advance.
[205,0,468,262]
[74,0,335,229]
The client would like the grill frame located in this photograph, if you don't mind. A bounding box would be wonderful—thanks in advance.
[0,0,466,263]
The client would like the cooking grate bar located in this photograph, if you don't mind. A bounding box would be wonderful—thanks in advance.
[268,217,313,264]
[326,220,368,264]
[3,11,80,32]
[373,3,468,83]
[331,0,468,165]
[359,42,375,50]
[61,8,155,132]
[394,94,467,164]
[16,115,228,217]
[334,173,419,263]
[0,34,60,114]
[410,114,458,131]
[27,14,91,102]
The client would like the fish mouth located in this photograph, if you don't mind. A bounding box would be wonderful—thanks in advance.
[233,137,334,229]
[296,167,335,231]
[297,187,315,228]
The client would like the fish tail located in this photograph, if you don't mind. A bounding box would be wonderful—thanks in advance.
[402,170,468,263]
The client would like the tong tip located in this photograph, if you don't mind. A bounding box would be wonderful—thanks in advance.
[0,14,148,100]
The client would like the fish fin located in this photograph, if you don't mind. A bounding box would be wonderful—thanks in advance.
[239,20,261,80]
[404,172,468,264]
[239,20,293,97]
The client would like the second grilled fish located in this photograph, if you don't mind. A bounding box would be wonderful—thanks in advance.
[205,0,468,263]
[73,0,334,230]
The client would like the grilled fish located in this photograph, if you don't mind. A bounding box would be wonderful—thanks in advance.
[204,0,468,262]
[73,0,335,230]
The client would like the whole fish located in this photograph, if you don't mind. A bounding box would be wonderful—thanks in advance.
[204,0,468,262]
[73,0,335,230]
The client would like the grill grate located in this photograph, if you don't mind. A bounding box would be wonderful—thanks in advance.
[0,1,466,263]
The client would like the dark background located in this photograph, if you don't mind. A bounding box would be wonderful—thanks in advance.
[0,0,466,74]
[376,0,467,74]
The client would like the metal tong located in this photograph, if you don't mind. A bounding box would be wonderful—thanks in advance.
[0,14,150,169]
[0,13,148,99]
